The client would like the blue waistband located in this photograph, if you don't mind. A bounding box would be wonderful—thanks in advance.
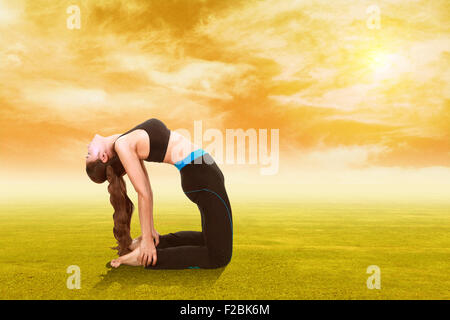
[174,149,206,171]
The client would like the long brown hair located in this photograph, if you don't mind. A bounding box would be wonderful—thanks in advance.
[86,155,134,256]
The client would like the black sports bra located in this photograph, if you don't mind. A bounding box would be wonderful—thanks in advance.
[115,118,171,163]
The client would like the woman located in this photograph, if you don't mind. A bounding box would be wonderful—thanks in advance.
[85,118,233,269]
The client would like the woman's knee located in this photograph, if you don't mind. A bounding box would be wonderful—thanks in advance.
[210,249,232,268]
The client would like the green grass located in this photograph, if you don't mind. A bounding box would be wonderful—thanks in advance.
[0,199,449,299]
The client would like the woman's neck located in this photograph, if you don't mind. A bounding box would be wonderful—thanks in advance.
[106,134,122,157]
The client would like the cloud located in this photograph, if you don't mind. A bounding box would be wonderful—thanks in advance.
[0,0,448,175]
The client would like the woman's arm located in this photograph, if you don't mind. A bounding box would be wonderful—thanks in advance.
[140,159,160,246]
[115,138,157,267]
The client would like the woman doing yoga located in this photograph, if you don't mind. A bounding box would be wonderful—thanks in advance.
[85,118,233,269]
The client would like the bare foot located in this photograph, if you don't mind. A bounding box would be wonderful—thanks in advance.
[110,258,121,268]
[129,236,142,251]
[111,246,142,268]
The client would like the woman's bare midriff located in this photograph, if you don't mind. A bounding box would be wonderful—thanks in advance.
[162,130,200,165]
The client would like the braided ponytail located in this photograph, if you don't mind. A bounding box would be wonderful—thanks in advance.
[106,165,134,256]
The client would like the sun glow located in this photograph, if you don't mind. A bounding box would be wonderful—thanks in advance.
[0,1,22,25]
[369,51,397,73]
[366,50,409,81]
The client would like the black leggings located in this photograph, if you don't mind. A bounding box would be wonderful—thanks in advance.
[145,153,233,269]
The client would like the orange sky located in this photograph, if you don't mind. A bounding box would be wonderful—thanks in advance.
[0,0,449,202]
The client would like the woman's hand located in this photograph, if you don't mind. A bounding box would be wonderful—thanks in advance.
[139,237,157,267]
[152,228,160,246]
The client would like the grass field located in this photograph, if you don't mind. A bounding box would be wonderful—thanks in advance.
[0,198,449,299]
